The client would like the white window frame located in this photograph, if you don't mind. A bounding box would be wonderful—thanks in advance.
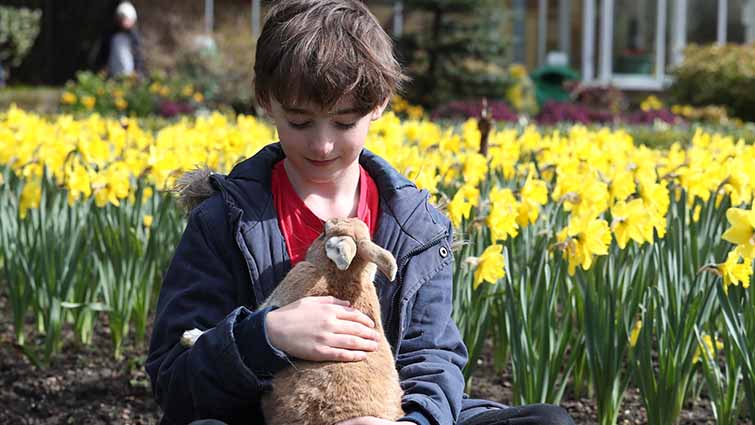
[580,0,733,90]
[582,0,673,90]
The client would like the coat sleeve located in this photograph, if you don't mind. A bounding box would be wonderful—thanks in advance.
[145,196,292,424]
[395,222,468,425]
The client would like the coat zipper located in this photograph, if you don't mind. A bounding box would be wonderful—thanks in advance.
[386,232,448,352]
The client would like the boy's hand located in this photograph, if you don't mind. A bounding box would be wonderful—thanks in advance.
[265,296,381,362]
[336,417,414,425]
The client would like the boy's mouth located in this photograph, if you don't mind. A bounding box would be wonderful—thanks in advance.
[307,157,338,166]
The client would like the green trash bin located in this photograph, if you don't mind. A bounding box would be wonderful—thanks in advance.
[531,65,580,107]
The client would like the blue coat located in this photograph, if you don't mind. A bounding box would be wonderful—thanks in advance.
[146,143,505,425]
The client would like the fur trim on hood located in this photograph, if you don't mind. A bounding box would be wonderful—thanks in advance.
[173,167,218,214]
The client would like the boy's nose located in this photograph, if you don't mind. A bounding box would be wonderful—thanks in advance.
[308,133,335,159]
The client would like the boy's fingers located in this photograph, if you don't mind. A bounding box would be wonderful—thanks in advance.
[335,308,376,329]
[332,321,381,341]
[312,346,367,362]
[330,348,367,362]
[327,334,378,352]
[309,296,350,305]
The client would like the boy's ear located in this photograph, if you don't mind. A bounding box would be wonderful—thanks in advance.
[370,97,391,121]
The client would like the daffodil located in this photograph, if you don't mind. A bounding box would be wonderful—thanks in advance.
[61,91,77,104]
[448,184,480,228]
[65,162,92,205]
[487,187,519,241]
[462,153,488,187]
[609,171,636,203]
[521,175,548,205]
[692,334,724,364]
[142,186,154,202]
[640,95,663,112]
[19,177,42,219]
[82,95,96,110]
[407,105,424,120]
[181,84,194,97]
[722,206,755,258]
[115,97,128,110]
[556,214,612,276]
[611,198,652,249]
[629,320,642,347]
[717,248,753,294]
[472,244,506,289]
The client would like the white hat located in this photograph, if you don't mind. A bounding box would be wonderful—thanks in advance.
[116,2,137,21]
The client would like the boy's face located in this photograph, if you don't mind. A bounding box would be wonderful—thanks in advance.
[264,95,388,186]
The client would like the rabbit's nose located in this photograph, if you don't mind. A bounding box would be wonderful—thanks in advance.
[325,235,357,270]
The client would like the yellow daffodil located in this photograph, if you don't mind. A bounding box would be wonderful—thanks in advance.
[487,187,519,241]
[717,249,753,294]
[556,214,612,276]
[65,162,92,205]
[448,184,480,228]
[640,95,663,112]
[692,334,724,364]
[81,95,96,110]
[629,320,642,347]
[142,186,154,202]
[61,91,77,104]
[407,105,424,120]
[115,97,128,110]
[462,153,488,187]
[611,198,652,249]
[19,177,42,219]
[472,244,506,289]
[609,171,636,203]
[722,206,755,258]
[182,85,194,97]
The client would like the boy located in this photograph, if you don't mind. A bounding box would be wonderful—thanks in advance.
[146,1,575,425]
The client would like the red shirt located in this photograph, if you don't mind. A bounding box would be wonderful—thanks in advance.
[271,160,380,266]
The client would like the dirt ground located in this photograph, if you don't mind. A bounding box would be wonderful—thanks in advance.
[0,293,749,424]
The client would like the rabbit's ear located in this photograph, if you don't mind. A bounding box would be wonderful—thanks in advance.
[357,239,398,281]
[326,236,357,270]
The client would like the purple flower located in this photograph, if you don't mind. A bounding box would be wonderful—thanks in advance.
[535,101,616,125]
[159,100,195,118]
[623,109,681,125]
[431,99,518,122]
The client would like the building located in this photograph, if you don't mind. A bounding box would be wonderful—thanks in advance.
[513,0,755,91]
[387,0,755,91]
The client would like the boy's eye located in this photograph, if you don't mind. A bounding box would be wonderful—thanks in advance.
[287,121,357,130]
[334,121,357,130]
[288,121,311,129]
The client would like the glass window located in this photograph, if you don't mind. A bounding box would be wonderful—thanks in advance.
[687,0,746,44]
[612,0,669,75]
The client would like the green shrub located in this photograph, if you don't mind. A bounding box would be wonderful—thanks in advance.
[0,6,42,76]
[60,71,206,117]
[670,44,755,122]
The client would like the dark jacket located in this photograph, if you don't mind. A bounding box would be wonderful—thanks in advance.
[145,143,504,425]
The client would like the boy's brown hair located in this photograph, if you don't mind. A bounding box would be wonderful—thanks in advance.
[254,0,408,116]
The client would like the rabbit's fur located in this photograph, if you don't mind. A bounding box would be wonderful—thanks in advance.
[180,217,404,425]
[258,217,404,425]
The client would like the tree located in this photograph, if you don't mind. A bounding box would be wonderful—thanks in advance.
[0,6,42,85]
[396,0,510,108]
